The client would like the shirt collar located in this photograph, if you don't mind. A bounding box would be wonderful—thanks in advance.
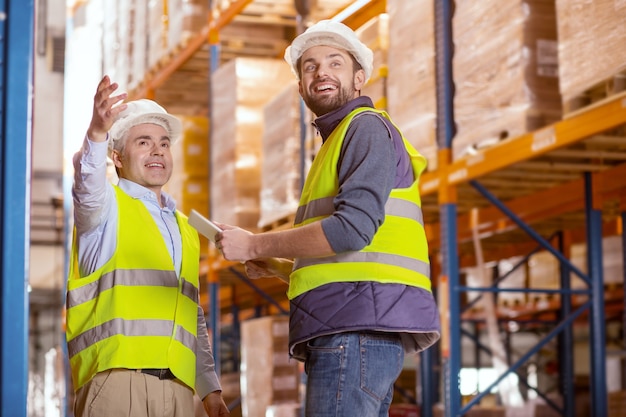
[118,178,177,212]
[313,96,375,142]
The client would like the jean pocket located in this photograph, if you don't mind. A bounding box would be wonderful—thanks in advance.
[359,334,403,401]
[304,334,345,375]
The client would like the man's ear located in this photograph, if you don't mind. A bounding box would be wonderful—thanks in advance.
[111,149,123,168]
[353,69,366,92]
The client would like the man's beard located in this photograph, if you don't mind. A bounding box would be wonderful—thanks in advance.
[303,82,355,116]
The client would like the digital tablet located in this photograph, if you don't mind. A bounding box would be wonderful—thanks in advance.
[188,209,222,243]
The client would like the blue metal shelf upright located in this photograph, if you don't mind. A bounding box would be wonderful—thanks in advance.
[0,1,34,416]
[430,1,626,416]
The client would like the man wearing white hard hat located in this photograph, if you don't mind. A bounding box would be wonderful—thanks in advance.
[65,76,230,417]
[216,20,440,416]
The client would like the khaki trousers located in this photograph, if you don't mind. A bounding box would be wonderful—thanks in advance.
[73,369,194,417]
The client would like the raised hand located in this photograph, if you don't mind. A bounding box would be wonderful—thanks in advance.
[87,75,127,142]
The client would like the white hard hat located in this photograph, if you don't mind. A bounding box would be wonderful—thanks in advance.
[284,20,374,82]
[108,99,182,157]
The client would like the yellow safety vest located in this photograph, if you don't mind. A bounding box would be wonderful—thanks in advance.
[66,186,200,391]
[289,107,431,299]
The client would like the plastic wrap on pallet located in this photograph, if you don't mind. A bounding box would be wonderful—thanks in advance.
[102,0,131,92]
[452,0,562,160]
[386,0,438,171]
[129,0,148,91]
[210,58,293,230]
[240,316,301,417]
[258,82,307,229]
[168,0,210,53]
[164,115,210,214]
[569,235,624,287]
[356,15,389,110]
[555,0,626,104]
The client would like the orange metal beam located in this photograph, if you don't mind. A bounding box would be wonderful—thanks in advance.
[210,0,254,31]
[420,93,626,195]
[336,0,387,30]
[425,162,626,249]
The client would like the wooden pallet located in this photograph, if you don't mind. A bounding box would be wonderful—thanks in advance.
[259,213,296,232]
[563,71,626,117]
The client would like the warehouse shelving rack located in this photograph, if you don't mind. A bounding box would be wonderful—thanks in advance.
[4,0,615,416]
[430,2,626,416]
[129,1,626,416]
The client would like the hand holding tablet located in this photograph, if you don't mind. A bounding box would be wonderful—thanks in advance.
[188,209,222,243]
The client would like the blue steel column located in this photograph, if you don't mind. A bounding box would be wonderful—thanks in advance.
[557,232,575,417]
[208,31,222,374]
[584,172,607,416]
[441,206,460,417]
[0,1,34,415]
[434,0,459,415]
[420,344,434,414]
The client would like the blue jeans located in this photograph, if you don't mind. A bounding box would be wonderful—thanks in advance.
[303,332,404,417]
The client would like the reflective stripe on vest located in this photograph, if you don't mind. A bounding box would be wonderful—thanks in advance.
[295,196,424,227]
[289,107,431,299]
[66,269,199,308]
[67,317,196,358]
[66,186,200,391]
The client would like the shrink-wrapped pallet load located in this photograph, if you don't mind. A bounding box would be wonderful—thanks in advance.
[168,0,209,50]
[211,58,293,230]
[102,0,131,92]
[356,14,389,110]
[162,116,210,253]
[555,0,626,112]
[147,0,169,70]
[129,0,148,91]
[452,0,562,160]
[259,82,310,229]
[386,0,438,170]
[240,316,301,417]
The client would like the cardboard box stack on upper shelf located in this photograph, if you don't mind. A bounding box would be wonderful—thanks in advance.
[210,57,293,230]
[386,0,438,171]
[98,0,210,94]
[555,0,626,113]
[452,0,562,160]
[356,14,389,110]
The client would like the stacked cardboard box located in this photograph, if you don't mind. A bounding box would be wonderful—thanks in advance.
[528,234,624,305]
[123,0,209,92]
[240,316,300,417]
[168,0,209,51]
[555,0,626,109]
[211,58,293,230]
[162,116,210,253]
[452,0,562,160]
[496,257,528,307]
[258,82,310,229]
[608,390,626,417]
[386,0,438,170]
[102,0,132,92]
[568,235,624,298]
[356,14,389,110]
